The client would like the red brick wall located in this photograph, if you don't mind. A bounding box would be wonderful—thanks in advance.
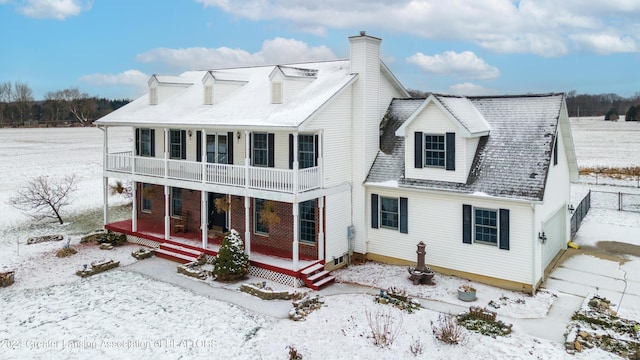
[136,183,202,232]
[229,196,320,260]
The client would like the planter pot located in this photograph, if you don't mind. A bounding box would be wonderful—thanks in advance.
[458,288,476,302]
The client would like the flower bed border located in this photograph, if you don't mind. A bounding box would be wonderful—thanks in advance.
[76,260,120,278]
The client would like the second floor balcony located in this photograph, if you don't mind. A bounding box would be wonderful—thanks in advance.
[106,151,321,194]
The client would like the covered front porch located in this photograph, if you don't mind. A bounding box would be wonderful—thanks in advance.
[106,218,323,287]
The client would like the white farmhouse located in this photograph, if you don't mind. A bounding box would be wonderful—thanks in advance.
[95,32,578,292]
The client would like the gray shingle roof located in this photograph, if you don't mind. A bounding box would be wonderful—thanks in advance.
[366,93,566,201]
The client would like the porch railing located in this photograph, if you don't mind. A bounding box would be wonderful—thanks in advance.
[105,152,320,193]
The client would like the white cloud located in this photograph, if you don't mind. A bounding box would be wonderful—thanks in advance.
[135,37,337,70]
[195,0,640,56]
[448,82,497,96]
[407,51,500,80]
[570,33,638,54]
[79,70,149,97]
[17,0,91,20]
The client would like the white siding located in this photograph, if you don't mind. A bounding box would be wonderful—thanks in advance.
[325,192,351,260]
[349,36,382,254]
[305,88,353,188]
[273,133,289,169]
[366,187,535,285]
[533,117,572,278]
[233,132,246,166]
[404,103,472,184]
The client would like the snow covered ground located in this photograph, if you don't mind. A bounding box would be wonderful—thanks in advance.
[0,120,638,360]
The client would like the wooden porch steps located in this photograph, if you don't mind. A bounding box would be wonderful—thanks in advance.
[300,262,335,290]
[155,242,202,264]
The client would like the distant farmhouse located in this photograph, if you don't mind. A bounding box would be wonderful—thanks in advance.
[95,32,578,292]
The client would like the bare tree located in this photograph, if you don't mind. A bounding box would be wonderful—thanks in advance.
[12,81,34,124]
[44,89,66,125]
[62,87,95,126]
[0,81,12,127]
[10,175,77,224]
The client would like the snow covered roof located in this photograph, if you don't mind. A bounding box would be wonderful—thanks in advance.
[368,93,571,202]
[274,65,319,78]
[149,74,196,86]
[96,60,355,129]
[395,94,491,138]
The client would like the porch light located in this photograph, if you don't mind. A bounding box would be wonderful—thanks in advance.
[567,204,575,213]
[188,130,193,138]
[236,131,241,140]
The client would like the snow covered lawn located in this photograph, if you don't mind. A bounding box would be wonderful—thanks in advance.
[1,120,638,359]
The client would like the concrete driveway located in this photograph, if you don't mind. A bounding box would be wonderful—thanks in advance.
[542,248,640,317]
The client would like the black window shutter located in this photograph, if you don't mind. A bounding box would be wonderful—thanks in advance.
[399,197,408,234]
[446,132,455,171]
[135,128,140,155]
[227,131,234,164]
[196,131,202,162]
[371,194,379,229]
[414,131,423,168]
[288,134,294,169]
[463,204,472,244]
[249,133,252,165]
[150,129,155,156]
[499,209,510,250]
[314,134,319,166]
[181,130,187,159]
[268,133,275,168]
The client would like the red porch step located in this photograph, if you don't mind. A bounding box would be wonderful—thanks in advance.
[155,242,201,264]
[301,262,335,290]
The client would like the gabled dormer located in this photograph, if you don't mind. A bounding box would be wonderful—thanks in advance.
[269,65,318,104]
[201,71,248,105]
[396,94,491,184]
[148,75,194,105]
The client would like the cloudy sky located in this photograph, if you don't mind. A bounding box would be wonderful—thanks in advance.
[1,0,639,100]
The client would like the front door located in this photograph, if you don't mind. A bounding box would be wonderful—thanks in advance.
[208,192,227,233]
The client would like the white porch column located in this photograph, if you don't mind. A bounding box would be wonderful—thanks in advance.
[102,126,109,227]
[292,202,300,271]
[293,131,299,193]
[201,129,208,249]
[164,185,170,240]
[318,196,325,261]
[131,181,137,232]
[163,127,169,179]
[244,196,251,256]
[292,131,300,271]
[244,130,251,255]
[318,131,324,188]
[103,176,109,227]
[164,128,170,239]
[201,190,207,249]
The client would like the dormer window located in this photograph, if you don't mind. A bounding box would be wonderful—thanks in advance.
[149,87,158,105]
[271,81,282,104]
[414,131,455,171]
[204,85,213,105]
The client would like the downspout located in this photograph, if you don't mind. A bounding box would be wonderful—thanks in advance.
[531,202,537,295]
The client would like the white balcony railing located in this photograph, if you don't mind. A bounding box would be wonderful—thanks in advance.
[105,152,320,193]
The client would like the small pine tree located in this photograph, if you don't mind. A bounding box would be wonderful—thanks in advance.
[213,229,249,282]
[604,108,619,121]
[625,105,638,121]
